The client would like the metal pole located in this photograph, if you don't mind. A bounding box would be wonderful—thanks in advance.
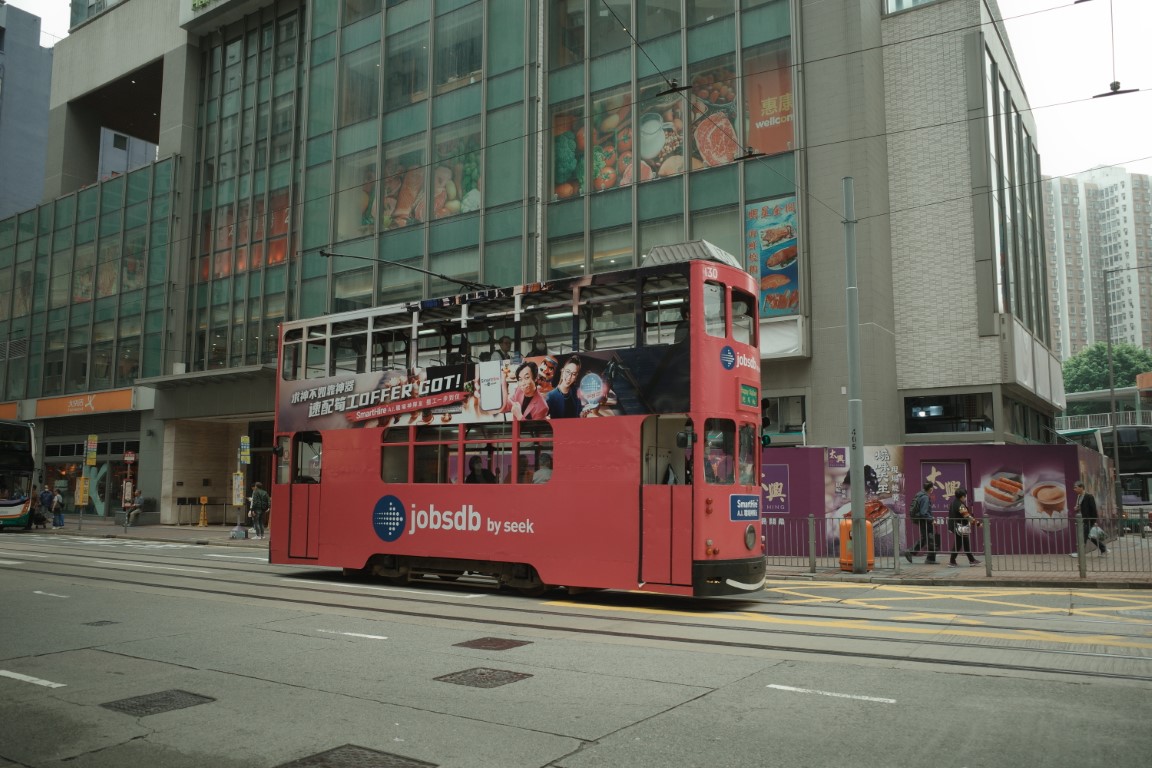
[843,178,867,573]
[1105,268,1123,518]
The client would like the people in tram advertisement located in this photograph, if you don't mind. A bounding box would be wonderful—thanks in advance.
[277,347,691,433]
[760,443,1114,556]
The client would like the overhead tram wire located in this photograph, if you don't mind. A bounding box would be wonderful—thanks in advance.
[317,250,498,292]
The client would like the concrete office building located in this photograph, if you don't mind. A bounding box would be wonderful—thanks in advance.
[0,2,52,220]
[1044,167,1152,360]
[0,0,1059,521]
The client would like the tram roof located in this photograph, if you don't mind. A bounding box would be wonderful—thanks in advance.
[641,240,742,269]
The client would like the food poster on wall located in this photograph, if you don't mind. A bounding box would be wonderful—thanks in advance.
[909,444,1092,554]
[276,347,692,433]
[822,446,906,555]
[744,48,794,156]
[744,197,799,317]
[763,443,1109,556]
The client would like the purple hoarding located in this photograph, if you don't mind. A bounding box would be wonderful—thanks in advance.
[762,443,1115,556]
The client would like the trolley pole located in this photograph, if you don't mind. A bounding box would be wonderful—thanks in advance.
[843,177,867,574]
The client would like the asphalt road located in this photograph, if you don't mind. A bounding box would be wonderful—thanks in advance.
[1,533,1150,768]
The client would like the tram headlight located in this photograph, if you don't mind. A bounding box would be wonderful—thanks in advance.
[744,524,757,551]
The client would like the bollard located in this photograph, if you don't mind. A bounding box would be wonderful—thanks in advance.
[982,516,992,576]
[1074,513,1087,579]
[807,514,817,573]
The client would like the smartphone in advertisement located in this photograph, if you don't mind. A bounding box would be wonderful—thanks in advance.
[477,360,503,412]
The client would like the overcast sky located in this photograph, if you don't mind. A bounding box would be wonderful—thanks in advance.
[8,0,1151,178]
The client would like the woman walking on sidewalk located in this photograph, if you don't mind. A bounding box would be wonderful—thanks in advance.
[947,488,981,567]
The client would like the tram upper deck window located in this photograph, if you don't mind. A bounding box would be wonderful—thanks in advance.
[703,282,726,338]
[305,325,328,379]
[371,326,410,372]
[519,289,573,358]
[330,319,369,375]
[579,283,637,351]
[732,289,757,347]
[641,275,689,345]
[282,328,303,380]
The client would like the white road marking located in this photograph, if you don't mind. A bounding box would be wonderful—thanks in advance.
[0,670,66,688]
[204,554,268,561]
[96,560,211,573]
[289,577,487,599]
[0,559,23,565]
[317,629,388,640]
[767,684,896,704]
[0,551,48,557]
[33,591,68,598]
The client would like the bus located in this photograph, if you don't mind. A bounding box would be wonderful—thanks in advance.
[270,241,766,597]
[0,420,37,530]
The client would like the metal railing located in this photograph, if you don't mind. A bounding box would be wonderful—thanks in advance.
[765,513,1151,579]
[1056,410,1152,431]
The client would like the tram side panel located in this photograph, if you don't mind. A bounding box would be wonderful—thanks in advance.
[275,420,647,591]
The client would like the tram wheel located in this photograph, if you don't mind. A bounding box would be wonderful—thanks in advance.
[514,582,548,597]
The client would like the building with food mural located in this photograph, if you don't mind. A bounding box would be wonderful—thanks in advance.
[0,0,1059,521]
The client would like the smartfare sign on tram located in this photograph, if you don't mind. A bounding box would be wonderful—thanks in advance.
[730,494,759,522]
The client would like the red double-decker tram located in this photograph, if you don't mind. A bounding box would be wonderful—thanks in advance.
[270,242,765,597]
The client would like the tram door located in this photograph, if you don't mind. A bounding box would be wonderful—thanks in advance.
[640,416,693,586]
[287,432,322,559]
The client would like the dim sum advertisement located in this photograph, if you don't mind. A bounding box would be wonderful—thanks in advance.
[744,196,798,318]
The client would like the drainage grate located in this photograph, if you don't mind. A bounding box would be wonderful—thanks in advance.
[99,689,215,717]
[453,637,532,651]
[275,745,437,768]
[434,667,532,688]
[83,620,119,626]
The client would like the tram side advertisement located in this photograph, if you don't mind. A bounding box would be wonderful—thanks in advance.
[277,347,692,432]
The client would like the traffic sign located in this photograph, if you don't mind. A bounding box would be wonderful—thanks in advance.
[124,451,136,463]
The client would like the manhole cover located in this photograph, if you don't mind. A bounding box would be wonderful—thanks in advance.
[434,667,532,688]
[453,637,532,651]
[275,744,436,768]
[83,620,119,626]
[100,689,215,717]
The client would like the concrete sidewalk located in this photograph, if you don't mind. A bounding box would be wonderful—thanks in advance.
[35,517,268,550]
[25,519,1152,589]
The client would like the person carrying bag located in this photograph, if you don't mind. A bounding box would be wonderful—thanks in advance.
[948,488,981,567]
[904,481,940,564]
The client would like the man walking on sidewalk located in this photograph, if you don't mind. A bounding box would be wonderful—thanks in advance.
[904,481,939,564]
[1070,480,1107,557]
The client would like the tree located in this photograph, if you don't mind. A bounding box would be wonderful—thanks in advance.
[1063,342,1152,394]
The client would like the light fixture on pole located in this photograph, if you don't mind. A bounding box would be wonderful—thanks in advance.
[1090,0,1140,98]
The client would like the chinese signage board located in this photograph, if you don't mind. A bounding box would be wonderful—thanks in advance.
[744,196,799,318]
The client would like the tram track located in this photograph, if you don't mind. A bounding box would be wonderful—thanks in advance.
[4,544,1152,683]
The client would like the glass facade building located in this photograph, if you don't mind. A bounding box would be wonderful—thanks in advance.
[2,0,1064,521]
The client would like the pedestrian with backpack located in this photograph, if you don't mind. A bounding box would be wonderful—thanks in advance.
[904,481,940,564]
[248,482,271,540]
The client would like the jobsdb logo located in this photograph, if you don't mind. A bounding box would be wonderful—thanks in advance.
[721,345,759,373]
[373,495,407,542]
[373,494,483,542]
[720,346,736,369]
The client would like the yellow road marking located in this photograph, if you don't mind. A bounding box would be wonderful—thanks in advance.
[547,600,1152,651]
